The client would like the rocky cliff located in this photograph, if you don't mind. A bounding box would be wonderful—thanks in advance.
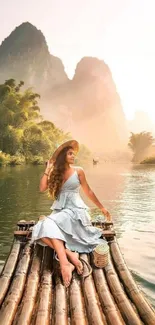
[53,57,128,152]
[0,22,128,154]
[0,22,68,93]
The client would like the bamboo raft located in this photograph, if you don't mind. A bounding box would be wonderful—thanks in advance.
[0,220,155,325]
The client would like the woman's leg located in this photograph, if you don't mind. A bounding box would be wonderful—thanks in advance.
[41,237,74,287]
[41,238,83,275]
[66,249,83,275]
[41,237,54,248]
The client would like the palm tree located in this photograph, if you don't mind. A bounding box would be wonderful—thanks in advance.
[128,132,154,162]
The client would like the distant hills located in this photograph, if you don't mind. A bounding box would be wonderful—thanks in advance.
[0,22,128,154]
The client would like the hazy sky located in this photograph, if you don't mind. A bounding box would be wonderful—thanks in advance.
[1,0,155,122]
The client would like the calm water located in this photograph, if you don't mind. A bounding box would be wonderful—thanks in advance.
[0,164,155,306]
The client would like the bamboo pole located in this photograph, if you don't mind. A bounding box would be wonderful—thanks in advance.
[0,240,21,306]
[69,272,88,325]
[93,267,125,325]
[35,247,53,325]
[15,245,43,325]
[80,254,107,325]
[0,243,31,325]
[17,220,35,228]
[110,240,155,325]
[54,272,68,325]
[92,222,113,227]
[104,257,143,325]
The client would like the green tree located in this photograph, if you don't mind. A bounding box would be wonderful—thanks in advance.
[23,124,51,158]
[0,79,41,154]
[128,132,154,162]
[38,121,70,149]
[0,79,73,164]
[2,126,23,155]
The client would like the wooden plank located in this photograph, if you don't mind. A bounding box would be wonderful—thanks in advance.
[92,221,113,227]
[0,243,31,325]
[17,220,35,227]
[14,230,31,236]
[14,229,115,240]
[0,240,21,306]
[69,272,88,325]
[102,230,115,237]
[110,240,155,325]
[93,267,125,325]
[104,257,143,325]
[80,254,108,325]
[17,220,113,227]
[35,247,53,325]
[15,246,43,325]
[54,274,68,325]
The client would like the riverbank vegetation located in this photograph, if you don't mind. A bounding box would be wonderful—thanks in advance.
[128,131,155,164]
[0,79,91,166]
[140,157,155,164]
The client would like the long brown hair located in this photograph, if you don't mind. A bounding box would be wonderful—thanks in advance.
[48,146,73,199]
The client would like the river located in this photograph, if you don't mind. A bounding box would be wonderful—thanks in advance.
[0,163,155,306]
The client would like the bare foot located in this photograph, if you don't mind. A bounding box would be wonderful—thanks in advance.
[66,250,83,275]
[61,262,75,287]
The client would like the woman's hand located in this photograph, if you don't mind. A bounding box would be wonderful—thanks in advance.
[45,160,54,176]
[101,207,112,222]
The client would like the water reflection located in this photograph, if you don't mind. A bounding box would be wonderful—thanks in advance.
[0,165,50,260]
[115,164,155,306]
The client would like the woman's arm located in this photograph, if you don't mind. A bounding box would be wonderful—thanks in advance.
[39,160,53,192]
[77,168,111,221]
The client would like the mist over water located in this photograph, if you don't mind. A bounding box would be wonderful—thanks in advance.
[42,102,130,157]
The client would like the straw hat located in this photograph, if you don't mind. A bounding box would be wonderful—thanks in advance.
[50,140,79,162]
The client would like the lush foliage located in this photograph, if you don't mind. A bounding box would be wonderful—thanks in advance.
[128,132,154,162]
[140,156,155,164]
[0,151,11,166]
[0,79,70,164]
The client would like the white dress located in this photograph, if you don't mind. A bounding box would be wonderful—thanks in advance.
[31,170,106,253]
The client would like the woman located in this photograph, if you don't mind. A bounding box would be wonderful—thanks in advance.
[32,140,111,287]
